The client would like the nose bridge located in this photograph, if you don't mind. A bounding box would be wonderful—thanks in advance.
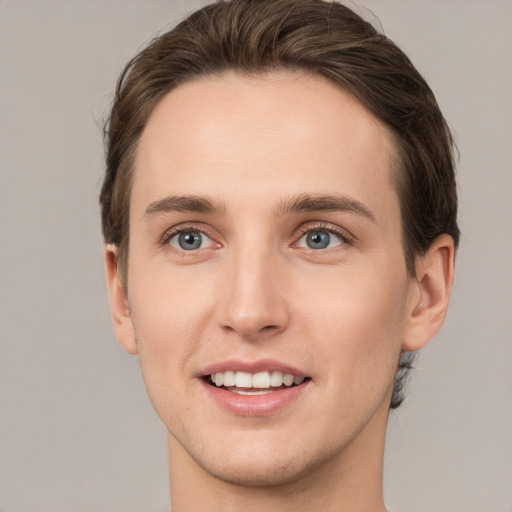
[220,241,288,338]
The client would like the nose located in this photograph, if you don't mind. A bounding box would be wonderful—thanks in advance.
[217,246,290,341]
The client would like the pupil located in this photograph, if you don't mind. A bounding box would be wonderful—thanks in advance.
[179,232,201,250]
[307,231,330,249]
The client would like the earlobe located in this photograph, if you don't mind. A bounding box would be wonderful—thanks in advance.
[402,234,455,352]
[104,244,138,355]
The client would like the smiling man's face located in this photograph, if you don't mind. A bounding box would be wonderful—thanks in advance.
[107,70,422,486]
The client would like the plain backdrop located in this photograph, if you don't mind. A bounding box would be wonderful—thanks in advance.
[1,1,511,511]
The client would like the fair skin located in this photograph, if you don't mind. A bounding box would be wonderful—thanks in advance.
[105,71,454,512]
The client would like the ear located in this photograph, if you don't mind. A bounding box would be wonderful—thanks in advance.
[104,244,138,355]
[402,234,455,352]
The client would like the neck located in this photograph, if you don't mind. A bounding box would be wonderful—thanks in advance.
[167,404,389,512]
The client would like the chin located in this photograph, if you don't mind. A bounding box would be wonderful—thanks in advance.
[179,430,337,488]
[195,452,322,487]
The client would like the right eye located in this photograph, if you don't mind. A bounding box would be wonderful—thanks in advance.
[168,230,214,251]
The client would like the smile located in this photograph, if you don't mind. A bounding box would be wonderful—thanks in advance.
[208,370,306,394]
[200,360,311,415]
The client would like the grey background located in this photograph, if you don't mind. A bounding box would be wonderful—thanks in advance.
[1,1,511,511]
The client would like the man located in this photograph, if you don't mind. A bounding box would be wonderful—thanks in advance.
[100,1,458,510]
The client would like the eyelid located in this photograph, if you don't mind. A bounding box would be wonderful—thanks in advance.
[293,221,356,247]
[160,223,221,249]
[158,220,354,251]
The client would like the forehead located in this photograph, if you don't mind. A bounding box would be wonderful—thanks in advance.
[132,70,399,221]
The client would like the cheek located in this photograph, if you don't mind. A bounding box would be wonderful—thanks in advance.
[298,266,408,388]
[126,259,222,378]
[126,276,206,428]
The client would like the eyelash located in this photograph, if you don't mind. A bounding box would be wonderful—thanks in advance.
[160,222,355,251]
[160,223,215,247]
[294,222,355,248]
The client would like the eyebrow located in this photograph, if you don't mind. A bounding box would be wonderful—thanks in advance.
[143,193,375,222]
[144,195,226,219]
[276,193,376,222]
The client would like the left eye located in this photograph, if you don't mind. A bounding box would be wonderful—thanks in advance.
[168,231,213,251]
[297,230,344,250]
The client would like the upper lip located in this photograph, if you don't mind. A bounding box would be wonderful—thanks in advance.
[199,359,308,378]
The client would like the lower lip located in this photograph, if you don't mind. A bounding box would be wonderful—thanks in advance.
[201,379,310,416]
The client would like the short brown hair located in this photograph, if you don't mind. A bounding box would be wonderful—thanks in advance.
[100,0,459,409]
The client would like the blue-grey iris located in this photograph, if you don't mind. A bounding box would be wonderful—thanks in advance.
[179,232,202,250]
[306,231,330,249]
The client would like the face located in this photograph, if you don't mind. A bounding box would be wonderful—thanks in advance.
[115,71,420,486]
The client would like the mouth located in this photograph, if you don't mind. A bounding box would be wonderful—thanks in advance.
[199,360,311,415]
[204,370,310,395]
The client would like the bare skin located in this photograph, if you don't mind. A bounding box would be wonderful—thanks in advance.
[105,71,454,512]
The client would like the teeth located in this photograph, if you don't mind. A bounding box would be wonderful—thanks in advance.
[270,371,284,386]
[252,371,270,388]
[231,389,274,395]
[211,370,305,389]
[283,373,294,386]
[235,371,252,388]
[223,371,236,387]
